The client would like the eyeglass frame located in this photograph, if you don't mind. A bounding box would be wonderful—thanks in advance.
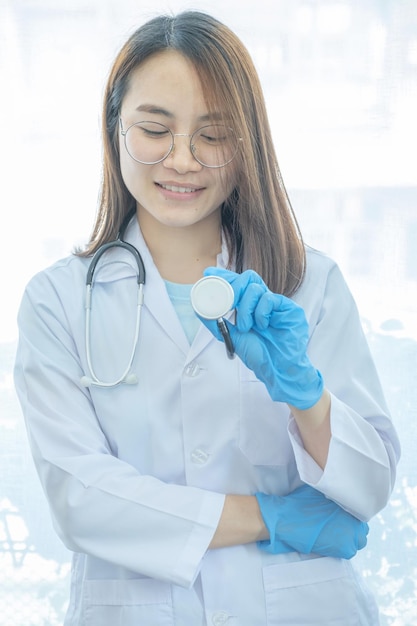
[118,117,242,169]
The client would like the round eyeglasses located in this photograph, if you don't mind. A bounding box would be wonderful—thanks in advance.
[119,119,241,168]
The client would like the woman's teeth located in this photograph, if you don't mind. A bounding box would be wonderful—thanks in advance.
[160,184,198,193]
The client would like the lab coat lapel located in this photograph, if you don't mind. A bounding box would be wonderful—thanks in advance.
[187,311,234,363]
[145,267,192,356]
[125,219,191,356]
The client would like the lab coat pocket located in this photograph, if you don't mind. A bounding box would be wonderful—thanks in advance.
[263,557,361,626]
[83,578,174,626]
[239,367,292,465]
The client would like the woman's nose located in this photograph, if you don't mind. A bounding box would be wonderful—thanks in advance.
[163,134,203,173]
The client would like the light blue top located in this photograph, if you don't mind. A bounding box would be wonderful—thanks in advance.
[164,280,200,345]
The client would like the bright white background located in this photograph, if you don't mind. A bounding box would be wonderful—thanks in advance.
[0,0,416,624]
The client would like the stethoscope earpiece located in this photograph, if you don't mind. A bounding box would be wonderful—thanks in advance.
[80,372,138,388]
[124,373,138,385]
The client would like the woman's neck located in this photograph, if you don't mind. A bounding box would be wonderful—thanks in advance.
[137,210,222,284]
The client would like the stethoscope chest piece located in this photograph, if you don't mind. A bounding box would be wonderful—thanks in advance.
[190,276,234,319]
[191,276,235,359]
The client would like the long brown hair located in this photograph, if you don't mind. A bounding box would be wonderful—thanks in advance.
[79,11,305,296]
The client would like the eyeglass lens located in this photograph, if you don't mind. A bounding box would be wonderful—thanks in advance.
[123,121,238,167]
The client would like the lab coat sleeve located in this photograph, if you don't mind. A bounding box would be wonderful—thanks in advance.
[288,260,400,521]
[14,274,225,588]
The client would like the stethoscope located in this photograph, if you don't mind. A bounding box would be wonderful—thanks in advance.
[81,208,145,388]
[80,208,234,389]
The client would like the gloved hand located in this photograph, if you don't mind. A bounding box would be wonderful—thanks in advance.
[199,267,323,409]
[255,484,369,559]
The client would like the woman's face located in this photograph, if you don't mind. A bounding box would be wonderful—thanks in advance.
[119,50,237,235]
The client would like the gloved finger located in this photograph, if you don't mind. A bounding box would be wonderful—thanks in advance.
[235,282,267,332]
[203,266,239,282]
[253,291,285,330]
[268,297,309,333]
[203,267,267,309]
[256,492,297,555]
[258,537,294,555]
[357,522,369,550]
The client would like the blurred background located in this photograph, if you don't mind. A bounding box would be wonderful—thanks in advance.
[0,0,416,624]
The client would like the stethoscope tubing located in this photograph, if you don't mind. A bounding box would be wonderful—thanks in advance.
[86,239,145,287]
[217,318,235,359]
[82,210,145,388]
[83,282,144,387]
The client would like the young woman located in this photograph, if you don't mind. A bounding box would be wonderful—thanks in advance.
[14,11,400,626]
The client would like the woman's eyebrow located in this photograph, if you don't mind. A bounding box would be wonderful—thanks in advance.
[135,104,226,123]
[198,111,226,123]
[135,104,173,118]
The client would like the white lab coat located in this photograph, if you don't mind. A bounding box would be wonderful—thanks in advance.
[14,217,400,626]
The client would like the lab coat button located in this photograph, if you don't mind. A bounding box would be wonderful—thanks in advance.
[190,448,209,465]
[212,611,230,625]
[184,362,201,377]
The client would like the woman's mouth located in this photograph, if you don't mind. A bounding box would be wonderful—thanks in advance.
[157,182,204,194]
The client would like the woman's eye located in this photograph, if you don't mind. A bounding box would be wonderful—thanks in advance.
[134,123,170,138]
[201,132,227,144]
[142,128,168,137]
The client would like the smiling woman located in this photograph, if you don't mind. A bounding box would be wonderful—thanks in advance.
[12,9,401,626]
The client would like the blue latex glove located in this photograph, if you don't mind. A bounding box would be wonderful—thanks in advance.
[256,485,369,559]
[199,267,323,409]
